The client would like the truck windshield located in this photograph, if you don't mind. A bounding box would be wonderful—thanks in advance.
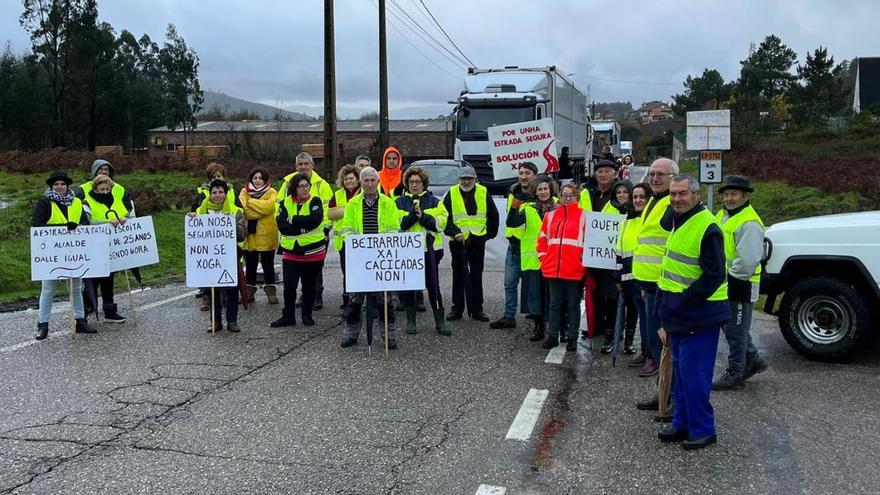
[457,106,535,136]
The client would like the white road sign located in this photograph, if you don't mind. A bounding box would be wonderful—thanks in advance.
[687,110,731,151]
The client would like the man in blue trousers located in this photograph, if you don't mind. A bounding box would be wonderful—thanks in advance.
[655,174,729,450]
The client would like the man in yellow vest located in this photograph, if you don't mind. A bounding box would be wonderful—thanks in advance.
[442,165,499,322]
[633,158,676,384]
[712,176,768,391]
[75,159,134,323]
[491,161,538,330]
[656,174,729,450]
[278,152,333,309]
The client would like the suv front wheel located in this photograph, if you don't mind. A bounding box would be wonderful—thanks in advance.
[778,276,872,361]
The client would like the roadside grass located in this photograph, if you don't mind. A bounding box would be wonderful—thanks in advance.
[753,131,880,160]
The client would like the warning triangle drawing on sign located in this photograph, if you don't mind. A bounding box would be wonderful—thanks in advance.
[217,269,235,285]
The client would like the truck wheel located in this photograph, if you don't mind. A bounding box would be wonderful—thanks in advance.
[778,276,872,361]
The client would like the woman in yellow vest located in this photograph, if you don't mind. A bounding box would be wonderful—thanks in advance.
[187,179,248,333]
[328,164,361,310]
[239,167,279,305]
[506,175,558,342]
[83,174,135,323]
[191,163,238,311]
[271,173,327,328]
[32,170,97,340]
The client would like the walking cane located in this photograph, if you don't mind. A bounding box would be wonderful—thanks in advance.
[69,279,77,338]
[125,271,137,326]
[210,288,216,336]
[384,290,390,360]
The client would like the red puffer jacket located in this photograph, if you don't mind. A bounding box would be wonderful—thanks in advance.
[537,202,586,281]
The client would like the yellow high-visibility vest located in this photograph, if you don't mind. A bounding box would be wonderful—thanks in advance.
[632,195,671,283]
[716,205,765,284]
[658,208,728,301]
[448,184,488,239]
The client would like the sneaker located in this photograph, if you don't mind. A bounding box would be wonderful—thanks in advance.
[623,344,636,355]
[628,355,647,368]
[340,337,357,348]
[542,335,558,350]
[103,311,126,324]
[471,311,490,322]
[682,434,717,450]
[636,396,659,411]
[743,355,768,381]
[446,310,463,321]
[489,316,516,329]
[658,427,689,443]
[638,358,659,377]
[712,370,745,391]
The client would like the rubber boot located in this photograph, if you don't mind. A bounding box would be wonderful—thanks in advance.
[434,307,451,336]
[405,306,418,334]
[75,318,97,334]
[264,285,279,305]
[35,322,49,340]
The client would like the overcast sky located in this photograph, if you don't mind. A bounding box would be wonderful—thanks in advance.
[2,0,879,117]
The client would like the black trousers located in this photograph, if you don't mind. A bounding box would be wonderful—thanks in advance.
[210,287,239,325]
[283,259,323,317]
[244,250,276,285]
[95,272,116,308]
[400,250,444,311]
[548,279,584,340]
[450,237,486,315]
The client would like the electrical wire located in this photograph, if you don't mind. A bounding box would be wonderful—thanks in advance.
[417,0,476,67]
[385,0,471,68]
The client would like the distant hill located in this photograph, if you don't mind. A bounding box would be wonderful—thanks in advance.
[201,91,315,120]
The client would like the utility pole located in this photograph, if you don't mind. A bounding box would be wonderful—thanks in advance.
[324,0,338,176]
[378,0,389,153]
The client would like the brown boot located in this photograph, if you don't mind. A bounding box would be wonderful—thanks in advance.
[246,285,257,304]
[199,297,209,312]
[264,285,279,305]
[227,322,241,333]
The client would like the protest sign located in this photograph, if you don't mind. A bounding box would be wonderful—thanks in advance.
[184,214,238,288]
[487,118,559,180]
[582,212,626,270]
[344,233,426,293]
[31,224,111,281]
[109,216,160,272]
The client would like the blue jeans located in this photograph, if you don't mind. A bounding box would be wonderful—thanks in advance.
[39,278,84,323]
[671,328,721,439]
[642,287,662,362]
[503,244,521,318]
[722,301,758,373]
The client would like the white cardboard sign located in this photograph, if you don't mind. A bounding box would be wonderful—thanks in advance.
[185,214,238,288]
[344,233,426,293]
[687,110,731,151]
[109,216,160,272]
[487,118,558,180]
[581,212,626,270]
[31,224,112,281]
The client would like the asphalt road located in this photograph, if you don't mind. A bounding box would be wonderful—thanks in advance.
[2,257,879,494]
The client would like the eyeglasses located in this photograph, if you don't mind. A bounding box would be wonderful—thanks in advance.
[648,172,671,178]
[296,183,310,189]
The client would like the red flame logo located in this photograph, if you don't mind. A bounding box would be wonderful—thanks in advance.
[543,139,559,173]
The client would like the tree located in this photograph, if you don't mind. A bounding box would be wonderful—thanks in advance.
[738,35,797,100]
[672,68,733,115]
[158,24,203,159]
[789,46,838,128]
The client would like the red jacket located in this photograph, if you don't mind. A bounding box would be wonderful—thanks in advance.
[538,202,587,281]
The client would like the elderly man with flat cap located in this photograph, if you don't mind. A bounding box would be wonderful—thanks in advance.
[712,175,768,391]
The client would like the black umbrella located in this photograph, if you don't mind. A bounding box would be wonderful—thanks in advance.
[610,292,626,367]
[365,294,374,354]
[82,278,100,322]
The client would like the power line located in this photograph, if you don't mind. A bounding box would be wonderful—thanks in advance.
[417,0,476,68]
[381,1,468,73]
[385,0,470,68]
[369,0,461,80]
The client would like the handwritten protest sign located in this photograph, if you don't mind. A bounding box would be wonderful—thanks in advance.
[581,212,626,270]
[344,233,425,293]
[109,216,159,272]
[487,118,559,180]
[185,214,238,288]
[31,224,111,281]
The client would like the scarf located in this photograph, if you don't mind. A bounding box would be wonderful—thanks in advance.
[246,180,272,199]
[88,190,115,208]
[379,166,401,196]
[45,188,74,206]
[535,198,557,216]
[205,200,225,212]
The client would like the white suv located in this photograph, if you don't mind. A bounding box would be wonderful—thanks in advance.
[761,211,880,360]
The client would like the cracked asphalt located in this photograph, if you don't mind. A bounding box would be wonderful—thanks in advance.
[2,253,879,494]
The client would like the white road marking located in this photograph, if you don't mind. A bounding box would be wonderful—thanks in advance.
[544,345,566,364]
[475,484,507,495]
[0,289,199,354]
[505,388,549,441]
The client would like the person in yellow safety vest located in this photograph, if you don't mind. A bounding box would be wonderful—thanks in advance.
[442,165,499,322]
[328,164,362,311]
[655,174,729,450]
[711,175,768,391]
[239,167,280,306]
[604,180,640,355]
[491,161,538,330]
[505,174,559,342]
[618,182,653,367]
[632,158,677,386]
[187,179,248,334]
[191,162,238,214]
[82,173,135,324]
[378,146,406,199]
[395,166,450,336]
[270,173,327,329]
[32,170,97,340]
[579,159,625,350]
[339,166,402,350]
[277,152,333,310]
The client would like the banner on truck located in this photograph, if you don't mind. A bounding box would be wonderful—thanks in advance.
[488,118,559,180]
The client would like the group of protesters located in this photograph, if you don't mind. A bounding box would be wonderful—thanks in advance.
[33,145,767,449]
